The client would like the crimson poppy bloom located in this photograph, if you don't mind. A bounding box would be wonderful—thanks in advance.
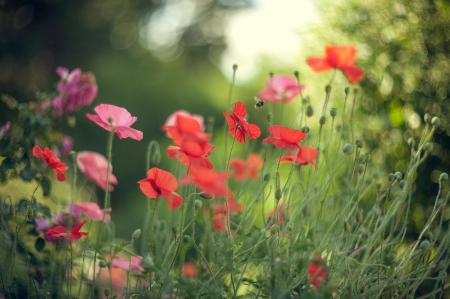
[180,166,232,197]
[78,201,112,222]
[167,139,215,169]
[263,125,306,149]
[223,101,261,143]
[86,104,143,141]
[32,145,69,182]
[258,75,304,104]
[280,147,319,169]
[76,151,118,191]
[46,220,89,241]
[138,168,183,210]
[306,45,364,84]
[308,255,328,291]
[229,153,263,181]
[162,112,210,145]
[182,262,197,278]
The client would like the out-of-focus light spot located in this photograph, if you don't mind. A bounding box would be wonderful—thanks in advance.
[407,112,421,129]
[14,5,34,30]
[110,23,138,50]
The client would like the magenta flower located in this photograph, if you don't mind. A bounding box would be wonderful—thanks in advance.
[111,256,144,271]
[86,104,143,141]
[0,121,11,135]
[258,75,304,104]
[62,135,74,157]
[78,201,111,222]
[52,67,98,116]
[76,151,118,191]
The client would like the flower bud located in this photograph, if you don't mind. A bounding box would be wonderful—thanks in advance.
[263,172,271,182]
[319,116,326,125]
[325,84,332,94]
[104,289,110,297]
[373,170,380,179]
[275,189,282,201]
[266,113,272,122]
[301,126,310,133]
[344,87,350,94]
[439,173,448,181]
[172,226,179,235]
[330,108,337,117]
[388,173,395,182]
[343,143,353,155]
[233,64,238,71]
[344,220,352,232]
[424,142,433,152]
[132,229,141,241]
[419,240,430,251]
[355,139,364,148]
[424,231,433,240]
[9,204,14,217]
[151,151,161,167]
[306,105,314,117]
[270,224,280,235]
[183,235,191,244]
[431,116,441,127]
[357,164,365,174]
[194,199,203,210]
[200,192,214,199]
[353,88,359,95]
[99,260,108,268]
[399,180,406,189]
[302,97,308,105]
[394,171,402,180]
[424,113,431,124]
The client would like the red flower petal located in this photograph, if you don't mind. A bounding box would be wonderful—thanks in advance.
[232,101,247,118]
[247,124,261,139]
[325,45,356,67]
[305,57,334,72]
[340,65,365,84]
[148,168,178,192]
[160,189,183,210]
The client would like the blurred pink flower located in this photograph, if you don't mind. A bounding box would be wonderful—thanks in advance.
[86,104,143,140]
[78,201,111,222]
[52,67,98,116]
[61,135,74,157]
[111,256,144,271]
[0,121,11,135]
[76,151,118,191]
[258,75,304,104]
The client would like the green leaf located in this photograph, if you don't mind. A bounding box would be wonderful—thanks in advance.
[40,176,51,196]
[19,163,38,182]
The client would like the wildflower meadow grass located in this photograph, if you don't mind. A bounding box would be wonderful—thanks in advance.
[0,45,449,299]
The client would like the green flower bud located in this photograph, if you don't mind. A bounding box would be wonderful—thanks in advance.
[233,64,238,71]
[357,164,365,174]
[431,116,441,126]
[355,139,364,148]
[275,189,282,201]
[330,108,337,117]
[194,199,203,209]
[373,170,380,179]
[183,235,191,244]
[424,142,433,152]
[399,180,406,189]
[424,113,431,124]
[97,254,105,260]
[306,105,314,117]
[319,116,326,125]
[388,173,395,182]
[424,231,433,240]
[266,113,272,122]
[325,84,332,94]
[132,229,141,241]
[439,173,448,181]
[343,143,353,155]
[344,87,351,94]
[200,192,214,199]
[270,224,280,235]
[99,260,108,268]
[9,204,14,217]
[104,288,110,297]
[263,172,271,182]
[172,226,179,235]
[301,126,310,133]
[419,240,430,251]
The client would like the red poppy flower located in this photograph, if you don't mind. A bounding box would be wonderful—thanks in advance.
[180,166,232,197]
[307,255,328,291]
[212,197,242,216]
[263,125,306,149]
[229,153,263,181]
[162,112,210,145]
[306,45,364,84]
[32,145,69,182]
[280,147,319,169]
[258,75,305,104]
[46,220,89,241]
[138,168,183,210]
[267,204,286,227]
[182,262,197,278]
[86,104,143,140]
[223,101,261,143]
[167,139,215,169]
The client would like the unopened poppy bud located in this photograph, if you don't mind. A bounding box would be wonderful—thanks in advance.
[424,142,433,152]
[356,210,363,223]
[263,172,271,182]
[270,224,280,235]
[9,204,14,217]
[325,84,332,94]
[394,171,402,180]
[343,143,353,155]
[344,220,352,232]
[424,113,431,124]
[233,64,238,71]
[306,105,314,117]
[200,192,214,199]
[294,70,299,78]
[194,199,202,210]
[319,116,326,125]
[302,96,309,105]
[183,235,191,244]
[151,152,161,166]
[373,170,380,179]
[301,126,310,133]
[172,226,178,235]
[359,155,366,163]
[357,164,365,174]
[376,183,382,190]
[104,289,110,297]
[419,240,430,251]
[344,87,350,94]
[399,180,406,189]
[388,173,395,182]
[97,254,105,260]
[199,243,204,251]
[132,229,141,241]
[266,113,272,122]
[275,189,282,201]
[330,108,337,117]
[431,116,441,126]
[424,231,433,240]
[355,140,364,148]
[353,88,359,95]
[439,173,448,181]
[99,260,108,268]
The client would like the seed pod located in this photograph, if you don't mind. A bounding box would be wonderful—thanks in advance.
[330,108,337,117]
[306,105,314,117]
[431,116,441,127]
[301,126,310,133]
[343,143,353,155]
[263,173,271,182]
[132,229,141,241]
[355,140,364,148]
[424,142,433,152]
[194,199,203,209]
[183,235,191,244]
[344,87,350,94]
[319,116,326,125]
[419,240,430,251]
[275,189,282,201]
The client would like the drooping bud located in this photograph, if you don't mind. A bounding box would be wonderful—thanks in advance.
[439,173,448,181]
[200,192,214,199]
[194,199,203,210]
[355,140,364,149]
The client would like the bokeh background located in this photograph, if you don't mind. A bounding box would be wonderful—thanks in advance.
[1,0,450,242]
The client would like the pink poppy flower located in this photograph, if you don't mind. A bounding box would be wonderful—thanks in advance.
[86,104,143,141]
[76,151,118,191]
[52,67,98,116]
[111,256,144,271]
[78,201,111,222]
[258,75,304,103]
